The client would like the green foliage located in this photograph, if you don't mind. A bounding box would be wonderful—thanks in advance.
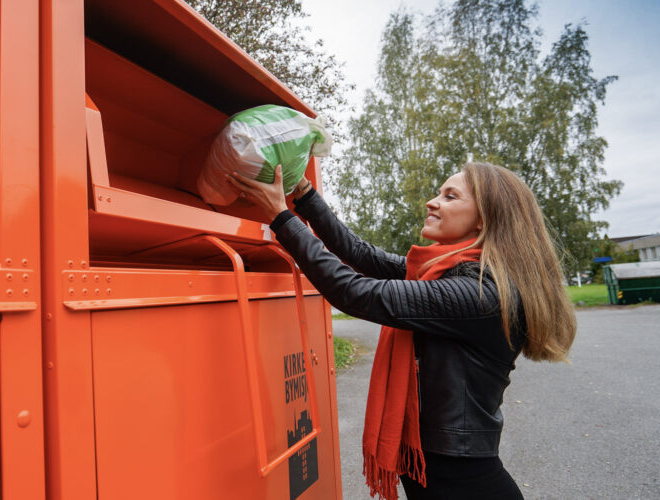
[336,0,622,272]
[185,0,354,182]
[566,284,608,307]
[333,336,356,369]
[331,312,356,320]
[589,237,639,283]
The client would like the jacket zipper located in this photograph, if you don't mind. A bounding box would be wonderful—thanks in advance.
[415,357,422,413]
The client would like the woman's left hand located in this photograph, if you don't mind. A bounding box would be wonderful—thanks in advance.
[224,165,288,222]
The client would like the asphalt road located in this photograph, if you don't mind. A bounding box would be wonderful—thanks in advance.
[333,305,660,500]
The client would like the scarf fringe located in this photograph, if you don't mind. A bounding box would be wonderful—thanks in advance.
[397,442,427,487]
[363,451,399,500]
[363,443,427,500]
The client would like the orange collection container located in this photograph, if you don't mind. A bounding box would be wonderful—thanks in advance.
[0,0,342,498]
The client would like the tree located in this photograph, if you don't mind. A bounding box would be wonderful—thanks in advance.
[336,0,622,275]
[185,0,353,180]
[589,237,639,283]
[337,11,426,255]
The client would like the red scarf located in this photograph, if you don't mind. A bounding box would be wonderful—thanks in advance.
[362,239,482,499]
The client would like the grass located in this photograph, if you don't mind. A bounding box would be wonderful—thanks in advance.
[566,283,609,307]
[333,336,357,369]
[331,312,356,320]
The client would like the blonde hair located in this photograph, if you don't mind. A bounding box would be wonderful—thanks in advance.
[421,162,576,362]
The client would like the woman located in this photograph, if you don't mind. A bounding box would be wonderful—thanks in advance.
[227,162,576,500]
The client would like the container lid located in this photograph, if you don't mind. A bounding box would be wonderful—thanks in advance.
[608,261,660,279]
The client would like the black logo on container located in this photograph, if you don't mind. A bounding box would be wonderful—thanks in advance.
[287,410,318,500]
[284,351,308,403]
[284,351,318,499]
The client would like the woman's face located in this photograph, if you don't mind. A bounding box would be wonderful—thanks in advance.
[421,172,482,244]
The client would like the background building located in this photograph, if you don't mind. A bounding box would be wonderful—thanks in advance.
[613,234,660,262]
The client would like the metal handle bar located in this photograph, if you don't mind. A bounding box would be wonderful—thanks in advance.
[262,244,321,475]
[137,235,321,476]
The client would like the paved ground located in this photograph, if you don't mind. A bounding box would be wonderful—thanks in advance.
[333,305,660,499]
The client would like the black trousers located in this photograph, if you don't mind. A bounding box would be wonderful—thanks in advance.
[400,452,524,500]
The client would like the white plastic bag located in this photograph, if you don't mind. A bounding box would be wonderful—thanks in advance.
[197,105,332,206]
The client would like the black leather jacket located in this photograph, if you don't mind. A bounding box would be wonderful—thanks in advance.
[271,190,526,457]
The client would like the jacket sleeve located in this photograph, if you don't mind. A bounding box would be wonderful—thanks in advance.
[275,216,501,339]
[292,189,406,280]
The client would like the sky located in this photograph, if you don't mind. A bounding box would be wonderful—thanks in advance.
[299,0,660,239]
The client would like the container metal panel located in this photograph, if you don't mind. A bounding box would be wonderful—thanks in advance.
[91,296,337,499]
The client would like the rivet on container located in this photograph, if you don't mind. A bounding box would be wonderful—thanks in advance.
[106,197,112,203]
[6,273,12,281]
[21,258,28,267]
[327,332,333,339]
[94,275,100,282]
[17,410,31,428]
[68,288,75,296]
[106,288,112,295]
[45,313,52,321]
[67,260,74,268]
[22,273,28,281]
[106,276,112,283]
[81,260,87,269]
[68,274,74,282]
[82,288,88,296]
[23,289,29,296]
[5,258,12,265]
[6,289,13,296]
[330,367,335,375]
[95,288,100,295]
